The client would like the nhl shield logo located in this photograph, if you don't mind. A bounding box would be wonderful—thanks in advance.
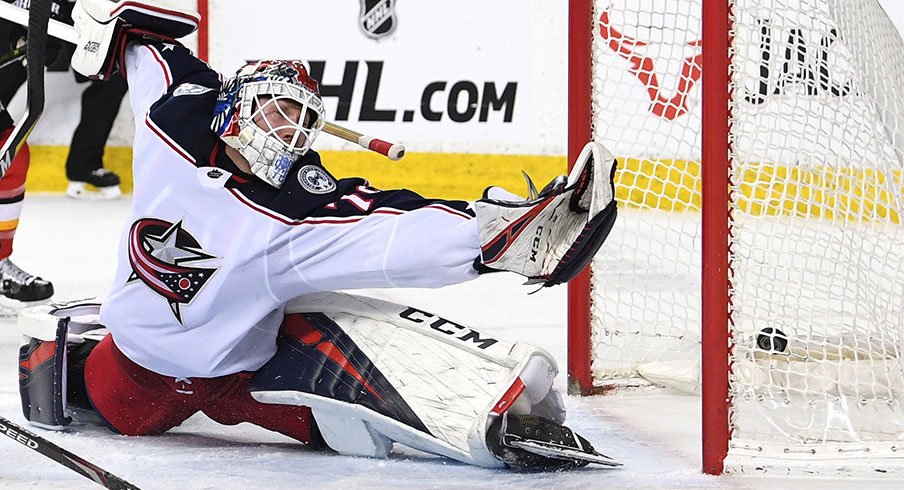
[359,0,397,39]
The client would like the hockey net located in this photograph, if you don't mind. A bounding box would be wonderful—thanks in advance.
[569,0,904,475]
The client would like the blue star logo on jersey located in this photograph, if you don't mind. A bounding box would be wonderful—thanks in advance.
[127,218,219,324]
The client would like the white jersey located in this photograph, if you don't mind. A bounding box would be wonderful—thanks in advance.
[100,41,480,378]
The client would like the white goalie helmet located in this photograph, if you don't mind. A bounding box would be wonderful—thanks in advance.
[211,60,327,188]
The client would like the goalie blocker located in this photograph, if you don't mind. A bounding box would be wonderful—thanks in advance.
[17,295,620,470]
[69,0,200,80]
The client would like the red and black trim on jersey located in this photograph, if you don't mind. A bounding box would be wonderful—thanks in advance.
[250,312,431,436]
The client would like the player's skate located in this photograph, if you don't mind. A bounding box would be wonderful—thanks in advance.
[475,141,618,287]
[66,168,122,200]
[486,412,621,470]
[0,258,53,306]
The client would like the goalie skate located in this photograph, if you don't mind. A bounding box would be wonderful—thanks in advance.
[487,413,622,470]
[66,169,122,200]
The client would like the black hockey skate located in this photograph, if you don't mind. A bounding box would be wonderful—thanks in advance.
[486,413,622,470]
[0,258,54,303]
[67,168,122,200]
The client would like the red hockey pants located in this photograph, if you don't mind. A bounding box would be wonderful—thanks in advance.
[84,335,317,446]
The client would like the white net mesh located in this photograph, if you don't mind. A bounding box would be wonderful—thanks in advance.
[588,0,904,472]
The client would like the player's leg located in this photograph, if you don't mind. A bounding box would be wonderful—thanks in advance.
[83,335,200,435]
[0,60,53,304]
[200,373,320,447]
[65,74,126,200]
[248,300,618,469]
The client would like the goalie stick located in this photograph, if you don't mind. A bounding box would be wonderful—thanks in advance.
[323,121,406,160]
[0,415,139,489]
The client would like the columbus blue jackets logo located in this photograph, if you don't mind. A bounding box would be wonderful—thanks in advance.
[127,218,219,323]
[358,0,397,39]
[298,165,336,194]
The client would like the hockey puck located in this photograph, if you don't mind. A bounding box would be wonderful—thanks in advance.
[756,327,788,353]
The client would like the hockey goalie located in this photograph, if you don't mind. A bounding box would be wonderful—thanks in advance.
[17,0,620,471]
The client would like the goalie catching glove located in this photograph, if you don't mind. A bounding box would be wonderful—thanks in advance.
[475,141,618,287]
[70,0,200,79]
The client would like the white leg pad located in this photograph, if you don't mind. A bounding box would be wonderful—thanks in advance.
[250,292,565,468]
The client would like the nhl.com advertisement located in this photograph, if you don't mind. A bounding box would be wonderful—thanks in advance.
[206,0,564,155]
[26,0,566,158]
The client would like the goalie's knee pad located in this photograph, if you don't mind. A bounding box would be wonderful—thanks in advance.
[475,141,618,287]
[18,300,108,430]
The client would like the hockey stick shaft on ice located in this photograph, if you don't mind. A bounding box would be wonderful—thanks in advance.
[0,415,139,489]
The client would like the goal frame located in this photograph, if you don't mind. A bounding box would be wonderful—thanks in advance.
[566,0,730,475]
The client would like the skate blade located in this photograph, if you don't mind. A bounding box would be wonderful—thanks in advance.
[510,439,623,468]
[66,182,122,201]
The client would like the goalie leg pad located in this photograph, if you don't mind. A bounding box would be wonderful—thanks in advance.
[475,141,618,287]
[18,300,108,430]
[18,310,70,429]
[250,292,568,468]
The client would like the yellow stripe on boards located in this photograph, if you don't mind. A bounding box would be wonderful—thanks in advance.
[24,146,568,201]
[319,151,567,200]
[25,146,134,194]
[614,157,903,223]
[23,147,904,224]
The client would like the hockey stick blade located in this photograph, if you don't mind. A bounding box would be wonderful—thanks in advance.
[0,415,140,489]
[508,438,623,468]
[0,0,51,180]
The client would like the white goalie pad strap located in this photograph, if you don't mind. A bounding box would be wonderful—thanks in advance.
[18,299,107,344]
[252,292,564,467]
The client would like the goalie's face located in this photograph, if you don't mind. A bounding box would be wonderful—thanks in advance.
[251,96,313,151]
[212,60,327,188]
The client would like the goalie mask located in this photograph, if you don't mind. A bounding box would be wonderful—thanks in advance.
[212,60,326,188]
